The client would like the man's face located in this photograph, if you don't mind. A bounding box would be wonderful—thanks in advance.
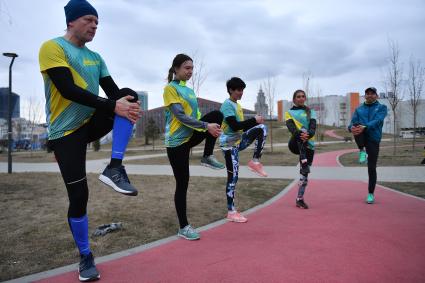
[365,91,378,103]
[69,15,98,43]
[229,88,244,101]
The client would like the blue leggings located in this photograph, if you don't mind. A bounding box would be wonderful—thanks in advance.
[222,124,267,211]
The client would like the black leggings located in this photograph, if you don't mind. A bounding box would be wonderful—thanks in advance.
[167,110,223,228]
[354,133,380,194]
[48,91,138,218]
[288,137,315,176]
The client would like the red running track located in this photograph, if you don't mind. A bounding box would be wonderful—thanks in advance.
[324,129,344,140]
[36,180,425,283]
[313,148,357,167]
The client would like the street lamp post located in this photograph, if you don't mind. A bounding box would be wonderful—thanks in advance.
[3,52,18,174]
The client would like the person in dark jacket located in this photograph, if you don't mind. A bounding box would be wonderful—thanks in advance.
[348,87,388,204]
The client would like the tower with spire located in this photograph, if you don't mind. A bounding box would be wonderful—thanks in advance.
[254,87,269,117]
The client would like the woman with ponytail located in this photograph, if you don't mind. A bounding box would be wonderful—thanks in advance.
[285,89,317,209]
[163,53,225,240]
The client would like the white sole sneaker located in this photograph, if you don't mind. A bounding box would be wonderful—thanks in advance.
[98,174,137,196]
[200,162,224,170]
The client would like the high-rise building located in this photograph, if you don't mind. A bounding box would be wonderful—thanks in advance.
[254,87,268,117]
[0,87,20,119]
[136,91,148,111]
[277,100,283,122]
[277,100,293,122]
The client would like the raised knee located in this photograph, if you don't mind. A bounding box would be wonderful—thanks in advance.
[119,88,138,102]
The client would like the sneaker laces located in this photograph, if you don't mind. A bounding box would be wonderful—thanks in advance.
[183,225,197,235]
[208,155,219,163]
[111,166,131,184]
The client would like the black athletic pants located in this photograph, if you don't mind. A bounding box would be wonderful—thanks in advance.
[167,110,223,228]
[288,137,315,176]
[48,91,137,218]
[354,132,380,194]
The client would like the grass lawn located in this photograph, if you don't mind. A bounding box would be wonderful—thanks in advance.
[339,141,425,167]
[0,173,291,281]
[379,182,425,199]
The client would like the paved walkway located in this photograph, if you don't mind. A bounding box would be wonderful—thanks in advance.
[4,146,425,282]
[1,146,424,182]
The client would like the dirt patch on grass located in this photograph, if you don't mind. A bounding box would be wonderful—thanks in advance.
[379,182,425,199]
[0,173,290,281]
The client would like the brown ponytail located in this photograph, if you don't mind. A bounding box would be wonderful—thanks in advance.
[167,67,174,83]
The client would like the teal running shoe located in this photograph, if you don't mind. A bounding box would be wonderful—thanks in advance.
[358,150,367,164]
[178,225,200,240]
[366,193,375,204]
[201,155,225,170]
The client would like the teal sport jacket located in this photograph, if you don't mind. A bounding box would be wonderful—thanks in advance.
[348,101,388,143]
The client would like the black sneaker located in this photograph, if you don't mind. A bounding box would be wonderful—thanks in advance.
[79,252,100,282]
[300,163,310,175]
[99,165,138,196]
[296,198,309,209]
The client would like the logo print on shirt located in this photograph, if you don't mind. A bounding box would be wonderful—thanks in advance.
[83,59,100,66]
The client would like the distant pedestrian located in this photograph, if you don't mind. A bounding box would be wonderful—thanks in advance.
[421,146,425,165]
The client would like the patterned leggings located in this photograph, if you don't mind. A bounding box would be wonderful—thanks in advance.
[222,124,267,211]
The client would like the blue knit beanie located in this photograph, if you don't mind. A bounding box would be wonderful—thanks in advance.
[64,0,98,25]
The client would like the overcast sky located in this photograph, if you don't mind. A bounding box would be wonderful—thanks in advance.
[1,0,424,121]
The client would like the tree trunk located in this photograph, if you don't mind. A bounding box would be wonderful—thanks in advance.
[392,111,397,155]
[269,120,273,152]
[412,109,416,150]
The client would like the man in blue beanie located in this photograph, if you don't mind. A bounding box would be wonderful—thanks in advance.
[39,0,141,281]
[348,87,387,205]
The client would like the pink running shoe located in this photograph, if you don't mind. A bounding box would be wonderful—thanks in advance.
[227,211,248,223]
[247,160,268,177]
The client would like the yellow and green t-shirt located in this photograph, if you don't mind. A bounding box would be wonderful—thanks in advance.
[39,37,109,140]
[219,98,244,147]
[163,80,203,147]
[285,108,317,150]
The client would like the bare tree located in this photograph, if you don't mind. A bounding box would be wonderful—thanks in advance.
[144,117,160,150]
[189,52,208,96]
[263,75,277,152]
[407,56,424,150]
[302,71,313,97]
[314,86,325,144]
[384,39,404,154]
[27,97,43,152]
[0,0,13,25]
